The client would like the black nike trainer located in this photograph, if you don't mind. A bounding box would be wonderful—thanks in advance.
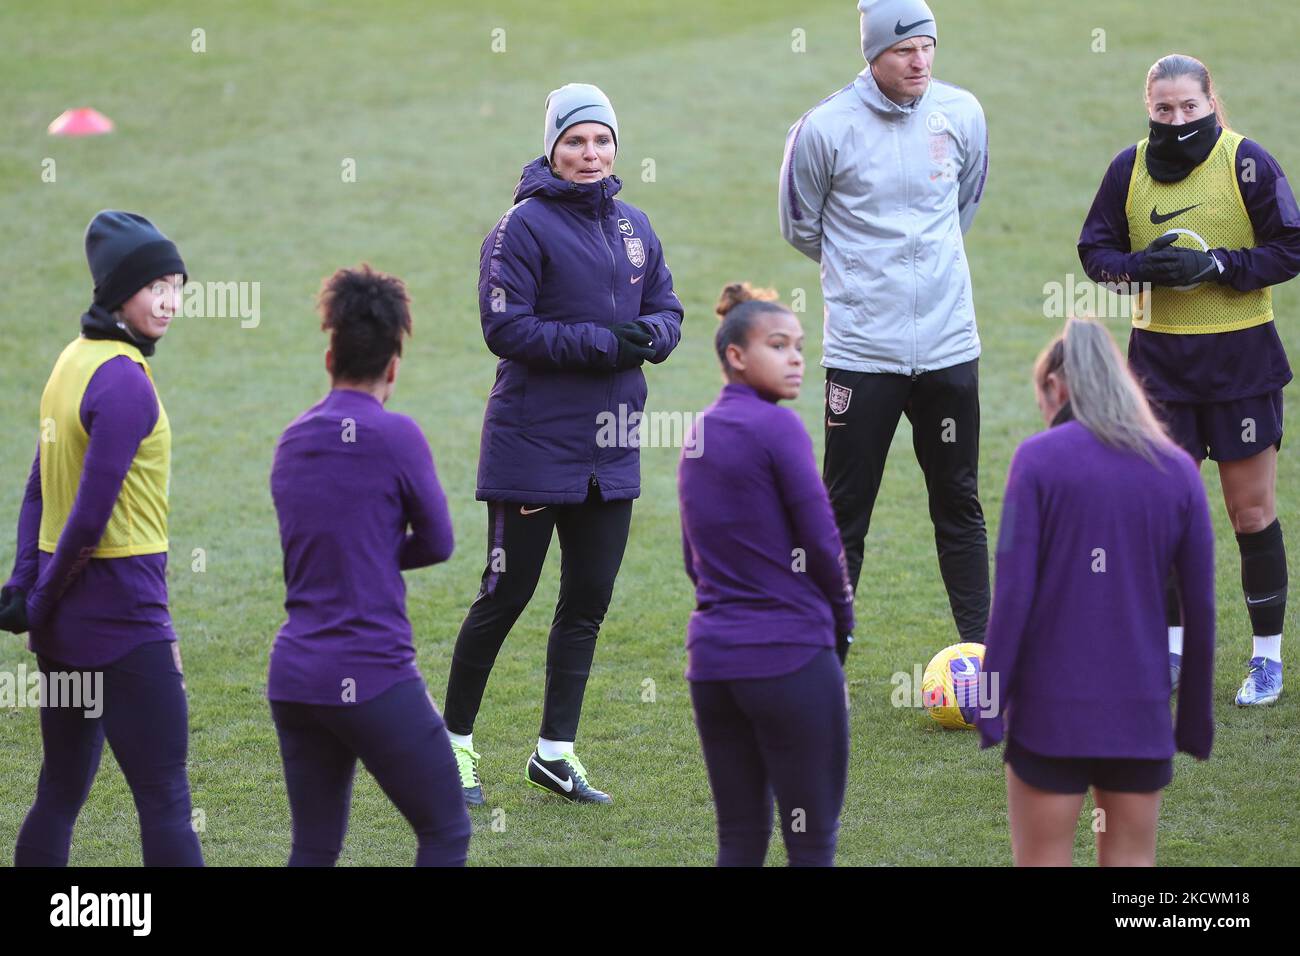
[525,751,613,804]
[451,741,485,807]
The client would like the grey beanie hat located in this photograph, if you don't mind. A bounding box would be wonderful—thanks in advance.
[543,83,618,162]
[858,0,937,63]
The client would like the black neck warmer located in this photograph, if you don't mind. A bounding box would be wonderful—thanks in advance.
[1146,113,1220,183]
[80,302,158,357]
[1051,401,1074,427]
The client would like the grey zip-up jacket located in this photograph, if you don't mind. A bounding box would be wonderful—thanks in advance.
[779,67,988,375]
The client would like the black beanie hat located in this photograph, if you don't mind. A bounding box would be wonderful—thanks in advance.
[84,210,187,312]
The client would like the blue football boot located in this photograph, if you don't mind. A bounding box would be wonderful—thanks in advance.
[1234,656,1283,707]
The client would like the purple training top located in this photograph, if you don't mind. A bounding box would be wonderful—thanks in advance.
[6,355,174,668]
[268,388,454,706]
[677,382,855,682]
[1078,133,1300,403]
[976,419,1216,760]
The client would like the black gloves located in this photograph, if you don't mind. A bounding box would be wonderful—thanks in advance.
[1139,233,1223,286]
[0,586,29,635]
[836,632,854,665]
[610,322,655,370]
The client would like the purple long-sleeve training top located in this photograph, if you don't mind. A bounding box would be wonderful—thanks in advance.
[268,388,454,706]
[677,382,855,682]
[5,355,174,667]
[976,420,1216,760]
[1078,133,1300,402]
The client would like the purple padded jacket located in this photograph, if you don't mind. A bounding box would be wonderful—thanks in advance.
[475,156,684,504]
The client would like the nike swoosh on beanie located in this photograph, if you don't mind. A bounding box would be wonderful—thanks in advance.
[543,83,618,162]
[858,0,937,63]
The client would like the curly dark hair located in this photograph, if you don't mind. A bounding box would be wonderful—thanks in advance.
[317,264,412,383]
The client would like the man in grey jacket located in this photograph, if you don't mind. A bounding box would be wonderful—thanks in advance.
[779,0,990,645]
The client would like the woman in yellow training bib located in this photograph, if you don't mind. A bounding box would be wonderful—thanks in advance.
[1078,54,1300,707]
[0,211,204,865]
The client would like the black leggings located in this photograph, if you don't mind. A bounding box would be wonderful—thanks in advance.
[823,361,990,643]
[270,678,471,867]
[444,486,634,741]
[15,641,204,867]
[689,648,849,867]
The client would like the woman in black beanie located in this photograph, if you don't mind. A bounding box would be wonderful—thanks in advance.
[0,210,204,866]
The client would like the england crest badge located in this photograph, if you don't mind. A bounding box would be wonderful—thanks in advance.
[624,237,646,269]
[827,382,852,415]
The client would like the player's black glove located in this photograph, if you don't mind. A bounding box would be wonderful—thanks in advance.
[0,586,29,635]
[610,322,655,370]
[1138,234,1223,286]
[633,318,661,355]
[836,632,854,665]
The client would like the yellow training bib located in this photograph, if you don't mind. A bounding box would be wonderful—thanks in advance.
[38,337,171,558]
[1126,129,1272,334]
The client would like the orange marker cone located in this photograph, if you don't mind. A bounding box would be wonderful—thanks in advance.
[48,108,115,137]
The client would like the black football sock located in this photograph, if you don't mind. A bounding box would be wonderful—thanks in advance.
[1237,518,1287,638]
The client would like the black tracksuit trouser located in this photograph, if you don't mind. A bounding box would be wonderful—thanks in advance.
[444,483,633,741]
[822,359,990,643]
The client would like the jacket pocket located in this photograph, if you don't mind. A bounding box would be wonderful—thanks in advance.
[488,360,528,427]
[618,367,648,416]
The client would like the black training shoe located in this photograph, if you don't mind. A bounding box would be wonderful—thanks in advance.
[451,741,485,807]
[525,751,613,804]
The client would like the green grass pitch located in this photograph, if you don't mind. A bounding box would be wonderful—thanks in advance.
[0,0,1296,865]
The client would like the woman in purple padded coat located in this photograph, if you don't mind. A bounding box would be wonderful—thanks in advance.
[442,83,684,806]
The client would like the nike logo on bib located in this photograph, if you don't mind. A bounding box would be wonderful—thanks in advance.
[530,757,573,792]
[827,418,847,427]
[556,105,603,129]
[1150,203,1202,225]
[630,273,644,284]
[895,17,933,34]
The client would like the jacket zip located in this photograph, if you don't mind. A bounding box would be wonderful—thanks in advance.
[592,180,619,490]
[896,117,919,377]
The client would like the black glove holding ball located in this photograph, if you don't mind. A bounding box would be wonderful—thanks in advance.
[1138,233,1223,286]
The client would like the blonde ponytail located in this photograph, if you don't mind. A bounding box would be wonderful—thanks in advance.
[1036,317,1176,465]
